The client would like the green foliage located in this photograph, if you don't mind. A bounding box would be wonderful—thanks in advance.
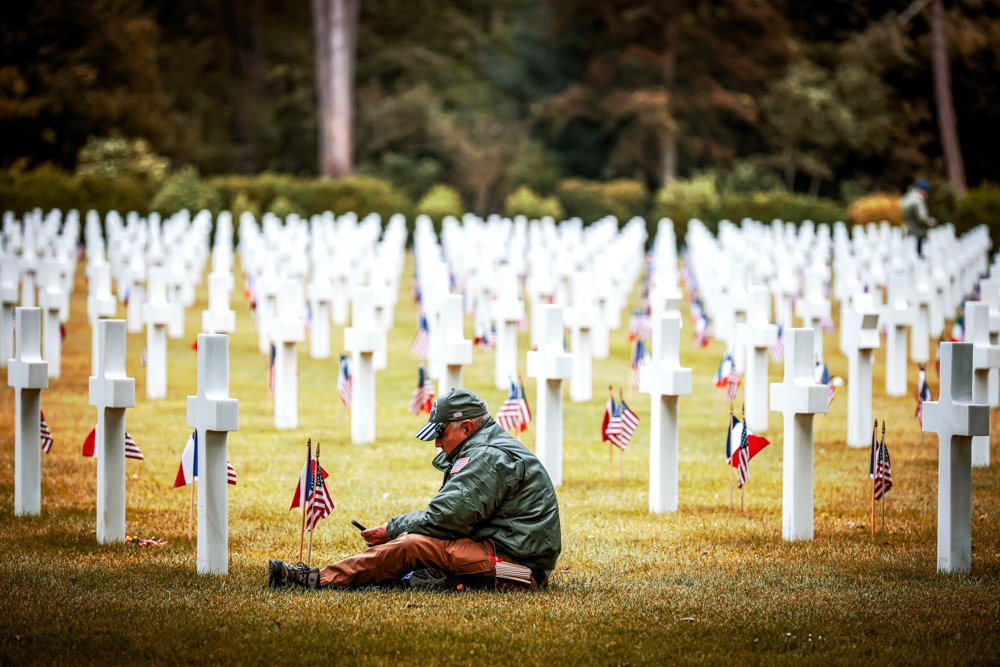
[230,191,260,222]
[416,184,464,222]
[955,183,1000,243]
[716,190,846,226]
[266,195,300,219]
[369,153,443,203]
[556,178,648,224]
[504,186,565,220]
[652,175,721,235]
[0,164,148,215]
[292,176,412,218]
[76,136,169,184]
[73,174,149,215]
[848,193,901,226]
[150,166,223,215]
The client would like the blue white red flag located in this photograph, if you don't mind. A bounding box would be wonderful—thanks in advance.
[915,365,932,423]
[40,411,53,453]
[769,325,785,363]
[173,430,236,487]
[411,314,431,359]
[714,352,739,399]
[291,450,330,510]
[82,425,143,460]
[408,365,435,416]
[497,379,531,434]
[337,354,352,407]
[267,343,276,395]
[815,359,835,407]
[631,338,649,389]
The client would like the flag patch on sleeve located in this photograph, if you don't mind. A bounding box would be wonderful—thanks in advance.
[451,457,471,474]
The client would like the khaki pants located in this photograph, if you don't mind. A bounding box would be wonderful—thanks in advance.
[318,533,497,588]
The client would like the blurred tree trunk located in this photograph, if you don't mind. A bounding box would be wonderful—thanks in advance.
[313,0,357,177]
[930,0,966,193]
[660,10,677,187]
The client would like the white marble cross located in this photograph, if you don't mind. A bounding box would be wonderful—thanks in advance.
[922,342,990,573]
[795,269,830,361]
[846,292,880,447]
[87,261,117,375]
[270,279,305,429]
[566,270,596,402]
[493,265,524,390]
[88,319,136,543]
[882,269,914,397]
[979,277,1000,408]
[639,313,692,512]
[965,301,999,468]
[202,271,236,335]
[39,261,64,379]
[307,269,333,359]
[770,328,829,541]
[910,260,934,364]
[187,333,239,575]
[0,252,18,369]
[8,307,48,515]
[526,304,573,487]
[144,267,172,400]
[345,286,384,444]
[125,255,146,334]
[439,293,472,395]
[739,286,777,433]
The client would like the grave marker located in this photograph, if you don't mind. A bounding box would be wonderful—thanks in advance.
[526,304,573,486]
[8,308,48,516]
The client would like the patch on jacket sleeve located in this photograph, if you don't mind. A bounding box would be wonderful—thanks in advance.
[450,457,471,474]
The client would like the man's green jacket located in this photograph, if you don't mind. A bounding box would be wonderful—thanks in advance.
[387,417,562,574]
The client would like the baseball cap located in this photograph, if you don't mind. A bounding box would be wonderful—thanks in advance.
[915,179,930,193]
[414,388,489,440]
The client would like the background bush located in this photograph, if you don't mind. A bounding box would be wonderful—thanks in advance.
[415,184,464,224]
[504,186,564,220]
[849,192,901,225]
[556,178,648,223]
[955,182,1000,244]
[150,166,223,215]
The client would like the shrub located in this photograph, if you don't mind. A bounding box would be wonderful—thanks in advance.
[266,195,300,219]
[76,136,169,185]
[503,186,564,220]
[231,191,261,221]
[293,176,411,218]
[0,164,80,214]
[73,174,149,215]
[716,190,845,226]
[150,166,223,215]
[849,193,901,226]
[651,175,721,235]
[556,178,648,223]
[416,184,464,223]
[955,183,1000,244]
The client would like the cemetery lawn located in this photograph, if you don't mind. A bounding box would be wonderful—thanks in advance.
[2,254,999,666]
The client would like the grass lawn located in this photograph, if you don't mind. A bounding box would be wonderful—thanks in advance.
[2,250,998,665]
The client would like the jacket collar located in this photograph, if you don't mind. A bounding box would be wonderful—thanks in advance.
[431,416,496,471]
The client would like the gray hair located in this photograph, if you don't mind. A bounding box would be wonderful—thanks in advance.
[468,414,490,430]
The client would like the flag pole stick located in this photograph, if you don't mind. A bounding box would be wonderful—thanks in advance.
[307,442,321,566]
[298,438,311,563]
[880,422,887,543]
[608,386,614,482]
[870,420,876,540]
[188,480,195,540]
[729,401,734,511]
[619,387,625,482]
[740,403,746,513]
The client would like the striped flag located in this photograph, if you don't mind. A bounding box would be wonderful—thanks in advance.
[714,352,740,399]
[873,432,893,500]
[290,450,329,510]
[267,343,276,395]
[815,359,834,407]
[607,398,639,451]
[915,365,932,424]
[174,431,237,487]
[124,432,143,460]
[630,338,649,389]
[40,410,53,453]
[497,379,531,434]
[411,314,431,359]
[628,309,652,343]
[727,416,770,488]
[693,310,711,348]
[337,354,352,407]
[306,475,334,531]
[81,426,143,460]
[408,365,435,416]
[949,316,965,342]
[601,395,615,443]
[769,325,785,363]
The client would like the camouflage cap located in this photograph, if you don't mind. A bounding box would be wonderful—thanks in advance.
[414,388,489,440]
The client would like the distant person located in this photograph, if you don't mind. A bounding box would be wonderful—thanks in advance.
[901,179,935,256]
[268,388,561,591]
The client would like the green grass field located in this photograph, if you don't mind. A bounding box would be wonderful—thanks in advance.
[2,253,999,665]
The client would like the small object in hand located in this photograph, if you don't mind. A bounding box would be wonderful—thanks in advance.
[351,520,366,531]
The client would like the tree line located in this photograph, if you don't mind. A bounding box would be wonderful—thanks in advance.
[2,0,998,214]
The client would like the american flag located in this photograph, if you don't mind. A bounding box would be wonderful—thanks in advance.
[915,366,932,423]
[820,316,836,334]
[125,432,144,460]
[337,354,352,407]
[290,452,329,510]
[305,475,334,531]
[174,430,237,486]
[607,398,640,451]
[726,415,771,482]
[949,316,964,342]
[227,459,238,485]
[814,359,834,407]
[474,323,497,348]
[408,365,435,416]
[601,395,615,443]
[497,379,531,434]
[40,410,53,453]
[411,314,431,359]
[769,325,785,363]
[873,432,893,500]
[714,352,740,399]
[630,338,649,389]
[693,310,711,348]
[628,309,652,343]
[267,343,276,395]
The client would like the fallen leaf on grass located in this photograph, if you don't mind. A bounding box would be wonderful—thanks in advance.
[679,617,696,623]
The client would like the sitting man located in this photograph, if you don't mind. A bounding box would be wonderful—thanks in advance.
[268,387,561,590]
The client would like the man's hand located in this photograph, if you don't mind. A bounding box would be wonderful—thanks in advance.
[361,524,388,547]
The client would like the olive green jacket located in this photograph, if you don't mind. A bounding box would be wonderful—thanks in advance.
[387,417,562,574]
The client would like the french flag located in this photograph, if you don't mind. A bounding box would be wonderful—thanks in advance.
[174,431,237,487]
[290,452,329,510]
